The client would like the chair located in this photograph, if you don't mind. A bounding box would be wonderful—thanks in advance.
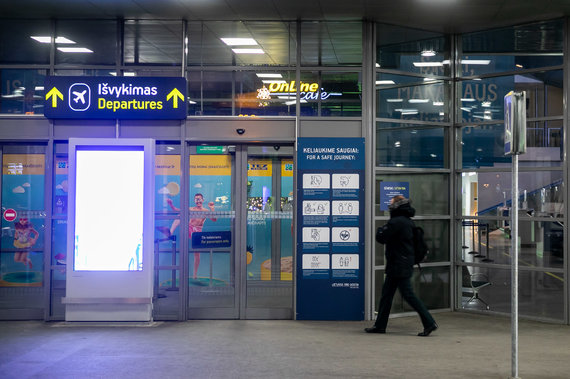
[462,266,491,310]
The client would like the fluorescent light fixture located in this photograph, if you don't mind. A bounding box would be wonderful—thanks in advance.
[423,78,437,82]
[461,98,476,102]
[30,36,51,43]
[376,80,395,85]
[232,48,264,54]
[109,72,117,76]
[31,36,76,44]
[433,101,444,106]
[188,100,197,104]
[386,98,403,103]
[394,141,401,147]
[516,64,523,68]
[439,112,445,116]
[481,101,491,107]
[35,86,44,91]
[460,107,472,112]
[395,108,418,113]
[55,37,75,44]
[375,63,380,67]
[461,59,490,65]
[262,80,286,84]
[421,50,436,57]
[285,99,307,105]
[256,73,283,78]
[123,72,136,77]
[57,47,93,53]
[408,99,429,103]
[413,61,443,67]
[221,38,257,46]
[277,96,295,99]
[401,111,419,115]
[395,164,404,167]
[430,154,437,158]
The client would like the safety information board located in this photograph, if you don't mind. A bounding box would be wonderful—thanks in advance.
[44,76,187,119]
[296,137,365,320]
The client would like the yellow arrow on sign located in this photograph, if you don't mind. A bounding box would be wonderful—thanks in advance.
[46,87,64,108]
[166,88,184,109]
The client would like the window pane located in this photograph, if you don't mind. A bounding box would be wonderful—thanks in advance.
[375,174,449,216]
[460,265,564,321]
[375,219,449,266]
[461,19,563,76]
[458,70,563,124]
[55,20,117,65]
[460,219,563,269]
[375,266,450,312]
[301,22,362,66]
[376,124,447,168]
[460,171,563,217]
[0,69,46,115]
[187,70,296,116]
[376,24,450,76]
[124,20,182,65]
[0,20,51,64]
[188,21,295,67]
[377,79,450,122]
[299,71,361,117]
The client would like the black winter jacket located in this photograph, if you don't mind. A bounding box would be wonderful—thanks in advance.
[376,200,416,278]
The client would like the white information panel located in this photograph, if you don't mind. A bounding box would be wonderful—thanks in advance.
[302,254,330,270]
[332,173,359,189]
[302,200,330,216]
[302,173,330,189]
[331,200,359,216]
[331,227,359,243]
[331,254,359,270]
[302,227,330,243]
[65,138,155,322]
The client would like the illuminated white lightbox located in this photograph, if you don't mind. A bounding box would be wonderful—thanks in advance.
[74,148,144,271]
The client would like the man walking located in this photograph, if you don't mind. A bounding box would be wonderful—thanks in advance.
[365,195,438,336]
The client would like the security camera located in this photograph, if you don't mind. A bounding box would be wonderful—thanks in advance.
[236,128,245,135]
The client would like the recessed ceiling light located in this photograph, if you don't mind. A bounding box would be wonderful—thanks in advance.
[30,36,51,43]
[461,59,491,65]
[386,98,403,102]
[256,73,283,78]
[433,101,444,106]
[421,50,436,57]
[408,99,429,103]
[413,62,443,67]
[232,48,264,54]
[31,36,76,44]
[375,80,395,85]
[57,47,93,53]
[221,38,258,46]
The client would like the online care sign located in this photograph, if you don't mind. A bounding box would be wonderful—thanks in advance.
[44,76,187,119]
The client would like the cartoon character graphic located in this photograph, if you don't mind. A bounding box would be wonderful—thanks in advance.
[13,218,39,269]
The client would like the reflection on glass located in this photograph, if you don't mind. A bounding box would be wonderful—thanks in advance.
[377,81,448,122]
[55,20,117,65]
[375,174,449,216]
[124,20,182,65]
[0,20,51,64]
[376,125,446,168]
[188,21,295,67]
[0,69,46,115]
[302,22,362,66]
[461,171,563,217]
[299,72,362,117]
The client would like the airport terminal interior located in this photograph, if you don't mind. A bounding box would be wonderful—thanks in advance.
[0,1,569,326]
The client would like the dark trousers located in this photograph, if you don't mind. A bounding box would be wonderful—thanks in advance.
[374,274,435,330]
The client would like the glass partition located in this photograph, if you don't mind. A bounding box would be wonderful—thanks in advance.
[0,20,51,64]
[124,20,183,65]
[55,20,117,65]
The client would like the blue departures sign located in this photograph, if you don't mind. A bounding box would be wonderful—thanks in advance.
[296,137,365,320]
[44,76,187,119]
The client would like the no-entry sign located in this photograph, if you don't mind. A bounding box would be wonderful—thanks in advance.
[3,208,17,222]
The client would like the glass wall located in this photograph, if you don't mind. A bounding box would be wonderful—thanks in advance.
[374,25,453,315]
[456,19,565,321]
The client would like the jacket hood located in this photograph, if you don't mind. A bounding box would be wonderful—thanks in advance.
[389,199,416,218]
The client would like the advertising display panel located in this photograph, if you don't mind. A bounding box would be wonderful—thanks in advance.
[296,138,365,320]
[64,138,155,322]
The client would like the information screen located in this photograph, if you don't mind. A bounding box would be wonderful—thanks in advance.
[74,148,145,271]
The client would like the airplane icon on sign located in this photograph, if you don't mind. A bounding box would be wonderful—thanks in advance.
[72,90,87,104]
[68,83,90,111]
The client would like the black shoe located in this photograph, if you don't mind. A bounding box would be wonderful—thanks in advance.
[418,323,438,337]
[365,326,386,334]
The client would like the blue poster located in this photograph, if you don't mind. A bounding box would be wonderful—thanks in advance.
[296,137,365,320]
[379,181,409,211]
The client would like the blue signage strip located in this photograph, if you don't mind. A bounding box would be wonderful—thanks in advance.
[44,76,187,119]
[296,137,365,320]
